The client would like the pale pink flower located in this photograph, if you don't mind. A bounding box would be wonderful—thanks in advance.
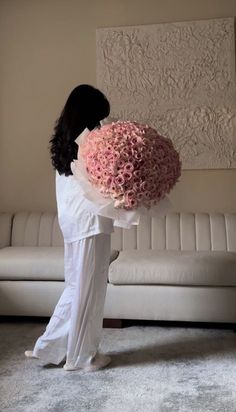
[123,171,133,181]
[115,174,125,185]
[124,162,134,172]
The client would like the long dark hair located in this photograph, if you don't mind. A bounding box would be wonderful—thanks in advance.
[49,84,110,176]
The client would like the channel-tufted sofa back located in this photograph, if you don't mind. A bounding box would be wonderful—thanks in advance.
[112,213,236,252]
[0,211,236,252]
[11,212,62,246]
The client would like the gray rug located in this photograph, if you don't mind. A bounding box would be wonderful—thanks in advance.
[1,321,236,412]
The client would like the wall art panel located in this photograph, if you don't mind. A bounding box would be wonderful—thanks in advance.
[96,18,236,169]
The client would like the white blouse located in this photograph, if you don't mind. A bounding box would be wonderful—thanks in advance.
[55,170,114,243]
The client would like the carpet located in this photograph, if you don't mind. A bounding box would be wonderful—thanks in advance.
[1,320,236,412]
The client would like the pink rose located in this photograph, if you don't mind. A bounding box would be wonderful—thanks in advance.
[115,174,125,185]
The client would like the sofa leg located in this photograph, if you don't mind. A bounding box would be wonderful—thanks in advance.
[103,318,123,328]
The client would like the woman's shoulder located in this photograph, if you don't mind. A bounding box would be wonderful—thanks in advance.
[56,169,84,193]
[55,169,74,179]
[55,170,77,191]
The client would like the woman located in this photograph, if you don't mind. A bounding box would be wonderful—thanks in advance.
[25,84,114,372]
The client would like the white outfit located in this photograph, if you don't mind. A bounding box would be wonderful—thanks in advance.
[31,124,172,367]
[32,169,114,367]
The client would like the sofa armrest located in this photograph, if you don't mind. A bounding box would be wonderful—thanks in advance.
[110,249,119,264]
[0,213,13,248]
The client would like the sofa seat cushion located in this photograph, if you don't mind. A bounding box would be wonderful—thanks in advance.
[108,250,236,286]
[0,247,119,280]
[0,247,64,280]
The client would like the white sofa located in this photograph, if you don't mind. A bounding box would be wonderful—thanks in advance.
[0,211,236,324]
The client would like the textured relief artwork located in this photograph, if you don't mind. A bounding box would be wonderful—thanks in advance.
[96,18,236,169]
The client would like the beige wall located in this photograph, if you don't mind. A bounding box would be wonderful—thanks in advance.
[0,0,235,214]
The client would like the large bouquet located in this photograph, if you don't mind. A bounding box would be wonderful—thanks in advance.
[71,121,181,228]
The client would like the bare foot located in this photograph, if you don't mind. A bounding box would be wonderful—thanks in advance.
[63,353,111,372]
[24,350,38,359]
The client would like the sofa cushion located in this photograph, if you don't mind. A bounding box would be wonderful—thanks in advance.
[0,247,119,280]
[108,250,236,286]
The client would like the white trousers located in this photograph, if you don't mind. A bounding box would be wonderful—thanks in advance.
[32,232,111,368]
